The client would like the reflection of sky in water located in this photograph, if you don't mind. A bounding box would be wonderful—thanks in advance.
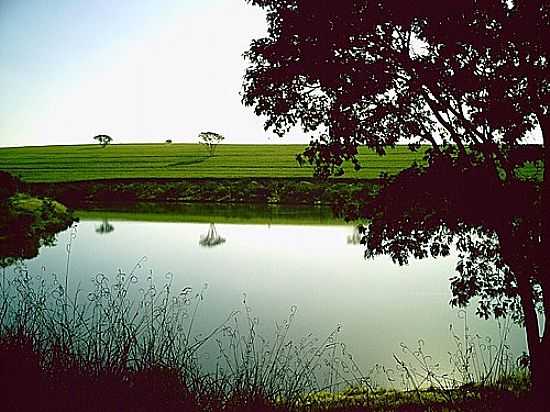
[13,219,527,378]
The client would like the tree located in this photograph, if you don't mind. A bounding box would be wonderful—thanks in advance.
[93,134,113,148]
[243,0,549,397]
[198,131,224,156]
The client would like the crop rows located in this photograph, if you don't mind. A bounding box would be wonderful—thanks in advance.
[0,143,427,182]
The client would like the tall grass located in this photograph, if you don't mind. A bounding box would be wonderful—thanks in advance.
[0,231,364,411]
[353,311,531,411]
[0,228,530,411]
[387,312,516,391]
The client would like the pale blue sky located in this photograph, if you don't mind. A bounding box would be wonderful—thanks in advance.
[0,0,308,147]
[0,1,541,148]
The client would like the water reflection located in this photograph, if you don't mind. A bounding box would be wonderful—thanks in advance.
[347,226,362,245]
[199,223,226,247]
[2,203,528,381]
[0,210,72,268]
[95,219,115,234]
[75,201,340,225]
[0,235,43,268]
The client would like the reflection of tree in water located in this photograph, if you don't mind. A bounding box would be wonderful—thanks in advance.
[347,226,363,245]
[199,223,226,247]
[0,220,69,268]
[95,220,114,235]
[1,235,44,268]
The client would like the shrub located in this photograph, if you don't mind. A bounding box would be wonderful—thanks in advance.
[0,171,22,203]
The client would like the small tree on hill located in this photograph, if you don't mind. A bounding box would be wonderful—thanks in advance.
[93,134,113,148]
[198,131,224,156]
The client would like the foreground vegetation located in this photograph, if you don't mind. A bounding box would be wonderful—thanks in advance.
[0,255,532,411]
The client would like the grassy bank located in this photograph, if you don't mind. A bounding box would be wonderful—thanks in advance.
[0,143,427,182]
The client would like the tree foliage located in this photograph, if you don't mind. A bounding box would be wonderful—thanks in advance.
[93,134,113,148]
[243,0,548,176]
[346,154,540,320]
[198,132,225,156]
[243,0,549,394]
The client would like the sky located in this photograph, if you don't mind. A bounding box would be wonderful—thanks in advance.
[0,1,541,148]
[0,0,309,147]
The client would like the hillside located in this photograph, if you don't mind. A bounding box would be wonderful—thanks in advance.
[0,143,427,182]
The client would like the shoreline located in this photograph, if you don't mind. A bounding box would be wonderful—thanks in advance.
[27,177,382,208]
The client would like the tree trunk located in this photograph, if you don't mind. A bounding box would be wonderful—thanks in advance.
[533,113,550,404]
[514,272,541,377]
[535,280,550,404]
[502,110,549,403]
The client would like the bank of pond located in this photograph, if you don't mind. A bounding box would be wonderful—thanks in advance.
[28,177,381,209]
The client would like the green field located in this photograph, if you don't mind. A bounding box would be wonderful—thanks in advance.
[0,143,427,182]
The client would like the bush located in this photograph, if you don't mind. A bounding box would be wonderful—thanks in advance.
[0,171,22,202]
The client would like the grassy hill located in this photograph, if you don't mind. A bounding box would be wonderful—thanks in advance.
[0,143,427,182]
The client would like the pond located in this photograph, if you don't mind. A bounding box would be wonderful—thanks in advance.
[3,202,527,385]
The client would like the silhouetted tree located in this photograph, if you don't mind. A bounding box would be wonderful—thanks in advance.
[198,132,224,156]
[0,171,22,203]
[93,134,113,148]
[243,0,549,396]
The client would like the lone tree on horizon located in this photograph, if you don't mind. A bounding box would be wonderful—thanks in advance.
[198,131,224,156]
[93,134,113,148]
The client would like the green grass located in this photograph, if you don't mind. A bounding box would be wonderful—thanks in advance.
[9,192,68,215]
[0,143,427,182]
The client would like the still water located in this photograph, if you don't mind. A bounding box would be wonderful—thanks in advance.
[7,203,527,381]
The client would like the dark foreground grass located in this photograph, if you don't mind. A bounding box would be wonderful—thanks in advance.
[0,143,427,182]
[0,244,367,412]
[0,248,532,412]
